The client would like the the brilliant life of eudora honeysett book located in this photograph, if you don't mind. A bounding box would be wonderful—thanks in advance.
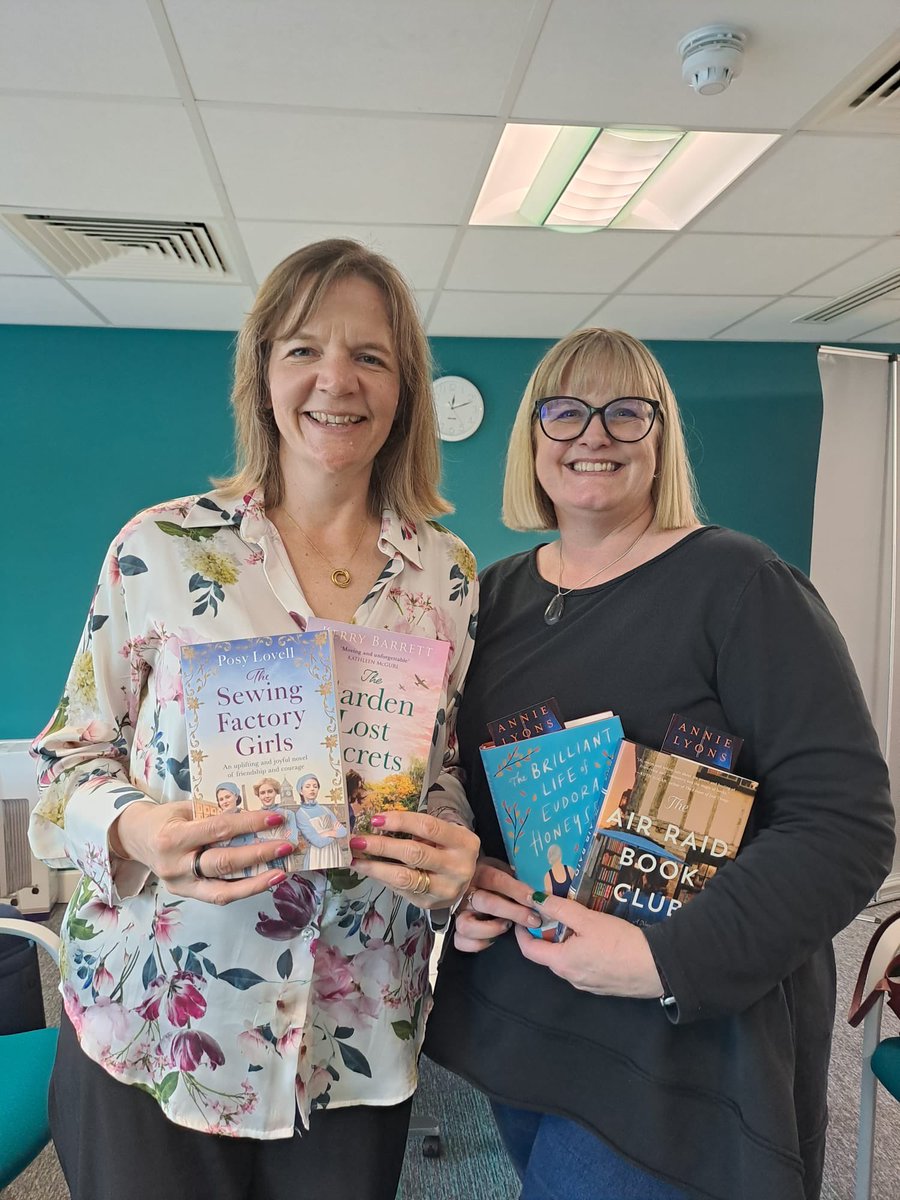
[181,630,349,875]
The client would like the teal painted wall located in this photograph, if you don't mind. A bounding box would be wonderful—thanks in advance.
[0,324,862,740]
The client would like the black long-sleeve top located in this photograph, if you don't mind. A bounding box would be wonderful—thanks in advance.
[425,527,895,1200]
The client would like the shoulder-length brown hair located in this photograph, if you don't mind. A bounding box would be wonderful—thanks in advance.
[502,328,700,531]
[217,239,450,522]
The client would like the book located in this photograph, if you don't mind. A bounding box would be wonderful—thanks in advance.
[661,713,743,770]
[480,714,624,938]
[305,619,451,834]
[487,697,564,746]
[566,740,757,931]
[180,630,350,875]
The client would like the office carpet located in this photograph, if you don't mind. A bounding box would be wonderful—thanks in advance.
[2,902,898,1200]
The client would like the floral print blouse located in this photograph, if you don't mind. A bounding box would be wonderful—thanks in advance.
[30,488,477,1138]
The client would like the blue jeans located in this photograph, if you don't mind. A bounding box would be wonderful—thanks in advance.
[491,1102,690,1200]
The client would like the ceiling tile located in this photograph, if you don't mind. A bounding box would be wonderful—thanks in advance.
[69,281,255,329]
[624,233,877,296]
[852,313,900,343]
[446,228,671,293]
[693,134,900,236]
[0,0,177,97]
[0,225,51,276]
[793,238,900,298]
[1,97,222,216]
[167,0,530,115]
[0,277,105,325]
[238,222,457,290]
[428,291,598,337]
[713,295,900,340]
[203,108,496,223]
[584,295,773,340]
[512,1,900,129]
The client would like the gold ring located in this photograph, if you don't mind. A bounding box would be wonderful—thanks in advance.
[411,869,431,895]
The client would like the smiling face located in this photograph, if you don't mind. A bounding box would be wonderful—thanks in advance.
[216,788,238,812]
[267,275,401,490]
[534,376,659,531]
[257,782,279,808]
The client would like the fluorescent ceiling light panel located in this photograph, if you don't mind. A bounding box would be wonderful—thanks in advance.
[471,124,779,232]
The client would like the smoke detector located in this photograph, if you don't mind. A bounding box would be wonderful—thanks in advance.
[678,25,747,96]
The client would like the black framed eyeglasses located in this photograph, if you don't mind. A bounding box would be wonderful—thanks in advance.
[533,395,661,443]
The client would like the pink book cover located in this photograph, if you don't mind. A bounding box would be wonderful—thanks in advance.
[306,619,451,833]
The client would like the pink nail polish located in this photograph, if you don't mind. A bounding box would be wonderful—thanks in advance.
[269,872,287,886]
[370,815,386,828]
[349,836,367,850]
[275,842,294,857]
[265,813,284,827]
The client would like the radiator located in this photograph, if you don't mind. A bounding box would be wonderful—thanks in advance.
[0,739,61,915]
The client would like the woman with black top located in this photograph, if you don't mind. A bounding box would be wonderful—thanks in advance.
[425,328,895,1200]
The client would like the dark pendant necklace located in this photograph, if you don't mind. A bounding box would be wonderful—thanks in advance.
[542,526,650,627]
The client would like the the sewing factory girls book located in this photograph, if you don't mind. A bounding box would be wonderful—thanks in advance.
[180,630,350,875]
[480,713,624,937]
[305,619,451,833]
[566,739,757,931]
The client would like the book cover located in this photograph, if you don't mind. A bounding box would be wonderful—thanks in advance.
[487,697,564,746]
[567,740,757,930]
[661,713,743,770]
[306,619,451,833]
[180,630,350,875]
[480,715,624,937]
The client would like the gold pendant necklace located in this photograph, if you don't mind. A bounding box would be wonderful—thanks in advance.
[280,508,369,589]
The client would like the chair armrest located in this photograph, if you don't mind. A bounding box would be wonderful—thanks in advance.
[0,918,61,965]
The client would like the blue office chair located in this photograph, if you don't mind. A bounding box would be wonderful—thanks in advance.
[0,916,61,1189]
[848,909,900,1200]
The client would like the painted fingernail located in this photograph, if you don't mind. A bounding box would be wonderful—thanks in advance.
[370,815,386,827]
[275,842,294,857]
[531,891,548,904]
[349,837,367,851]
[265,813,284,827]
[269,872,287,886]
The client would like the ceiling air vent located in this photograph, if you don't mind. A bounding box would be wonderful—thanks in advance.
[0,214,234,281]
[793,269,900,325]
[812,43,900,133]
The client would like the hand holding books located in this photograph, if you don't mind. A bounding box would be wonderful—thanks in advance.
[109,799,291,902]
[347,808,479,911]
[513,889,665,999]
[453,857,544,952]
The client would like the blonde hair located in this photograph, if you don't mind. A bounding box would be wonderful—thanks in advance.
[253,777,281,796]
[502,328,700,531]
[217,239,451,522]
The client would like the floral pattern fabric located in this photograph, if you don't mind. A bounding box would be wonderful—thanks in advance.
[30,488,477,1138]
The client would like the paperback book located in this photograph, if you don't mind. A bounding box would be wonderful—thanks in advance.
[306,619,451,833]
[661,713,743,771]
[567,739,757,930]
[487,697,564,746]
[180,630,350,875]
[480,713,624,937]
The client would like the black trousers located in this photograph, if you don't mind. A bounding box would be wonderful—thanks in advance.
[49,1013,413,1200]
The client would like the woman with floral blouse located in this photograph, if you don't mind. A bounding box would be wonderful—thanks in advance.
[31,239,479,1200]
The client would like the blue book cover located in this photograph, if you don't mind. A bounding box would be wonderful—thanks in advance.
[480,714,624,937]
[180,630,350,875]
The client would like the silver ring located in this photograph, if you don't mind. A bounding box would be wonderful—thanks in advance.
[464,889,478,912]
[191,848,207,881]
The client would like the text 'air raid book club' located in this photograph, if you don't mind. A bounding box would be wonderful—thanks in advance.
[568,737,757,929]
[480,709,624,938]
[306,618,451,834]
[180,630,350,876]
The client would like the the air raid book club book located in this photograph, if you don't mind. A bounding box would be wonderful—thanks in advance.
[568,739,757,929]
[180,630,350,875]
[306,619,451,833]
[480,712,624,937]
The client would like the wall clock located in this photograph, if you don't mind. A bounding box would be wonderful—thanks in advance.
[433,375,484,442]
